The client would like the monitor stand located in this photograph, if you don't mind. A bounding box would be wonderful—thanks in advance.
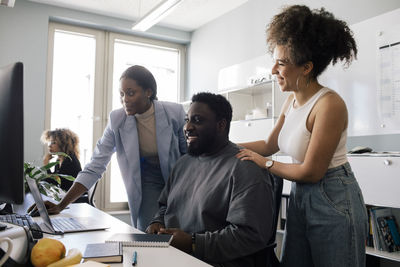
[0,203,13,215]
[11,193,36,215]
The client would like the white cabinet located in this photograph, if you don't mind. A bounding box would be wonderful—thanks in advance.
[182,80,286,143]
[221,80,286,143]
[182,54,285,143]
[348,154,400,208]
[229,118,273,143]
[348,154,400,263]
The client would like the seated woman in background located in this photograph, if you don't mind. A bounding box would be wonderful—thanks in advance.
[41,128,82,192]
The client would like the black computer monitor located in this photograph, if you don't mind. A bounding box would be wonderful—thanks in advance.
[0,62,24,204]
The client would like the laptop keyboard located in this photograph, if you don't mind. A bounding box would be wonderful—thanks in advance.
[51,217,86,231]
[0,214,43,239]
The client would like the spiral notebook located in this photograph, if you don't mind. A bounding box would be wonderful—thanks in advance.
[106,233,173,247]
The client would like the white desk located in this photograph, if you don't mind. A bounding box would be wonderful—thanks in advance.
[40,203,211,267]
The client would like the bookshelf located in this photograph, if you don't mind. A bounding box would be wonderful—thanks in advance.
[366,247,400,262]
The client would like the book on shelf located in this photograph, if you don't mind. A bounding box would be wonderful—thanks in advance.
[82,242,123,263]
[370,207,392,251]
[366,206,375,248]
[106,233,173,247]
[369,207,400,252]
[386,215,400,248]
[377,216,396,252]
[369,207,380,250]
[377,215,400,252]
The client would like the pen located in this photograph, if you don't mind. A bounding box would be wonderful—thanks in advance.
[132,251,137,266]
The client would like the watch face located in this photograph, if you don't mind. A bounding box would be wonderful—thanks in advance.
[266,160,273,168]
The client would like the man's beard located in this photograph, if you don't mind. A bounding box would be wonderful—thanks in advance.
[187,133,216,156]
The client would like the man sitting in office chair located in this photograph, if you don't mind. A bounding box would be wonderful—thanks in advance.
[146,92,274,267]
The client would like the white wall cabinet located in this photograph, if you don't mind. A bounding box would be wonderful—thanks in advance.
[349,154,400,209]
[182,80,286,143]
[220,80,286,143]
[349,154,400,263]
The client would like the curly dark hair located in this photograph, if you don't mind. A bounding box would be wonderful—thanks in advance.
[266,5,357,78]
[41,128,80,159]
[191,92,233,134]
[120,65,158,101]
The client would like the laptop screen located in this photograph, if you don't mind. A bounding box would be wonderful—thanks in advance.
[25,177,59,234]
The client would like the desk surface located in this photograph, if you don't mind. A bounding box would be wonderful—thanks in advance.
[39,203,211,267]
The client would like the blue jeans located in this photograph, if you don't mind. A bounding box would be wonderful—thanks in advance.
[281,162,368,267]
[137,156,165,232]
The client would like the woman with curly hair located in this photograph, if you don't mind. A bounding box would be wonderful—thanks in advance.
[41,128,82,191]
[236,5,368,267]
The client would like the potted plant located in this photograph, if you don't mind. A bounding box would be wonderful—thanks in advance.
[24,152,76,201]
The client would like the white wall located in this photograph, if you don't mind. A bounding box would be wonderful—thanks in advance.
[187,0,400,151]
[188,0,400,95]
[0,0,190,163]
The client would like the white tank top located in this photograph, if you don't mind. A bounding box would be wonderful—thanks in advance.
[278,87,348,168]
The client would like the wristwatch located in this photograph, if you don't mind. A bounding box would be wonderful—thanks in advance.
[265,159,274,169]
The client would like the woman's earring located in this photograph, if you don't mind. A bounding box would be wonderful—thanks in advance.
[296,76,301,91]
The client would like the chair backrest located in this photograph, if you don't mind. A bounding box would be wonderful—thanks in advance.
[87,181,98,207]
[254,172,284,267]
[270,174,283,240]
[266,173,283,267]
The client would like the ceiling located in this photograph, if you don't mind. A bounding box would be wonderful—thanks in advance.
[27,0,249,32]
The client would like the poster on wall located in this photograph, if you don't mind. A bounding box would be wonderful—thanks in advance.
[377,26,400,129]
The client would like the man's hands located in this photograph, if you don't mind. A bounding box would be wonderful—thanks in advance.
[145,222,164,234]
[146,224,192,254]
[160,228,192,254]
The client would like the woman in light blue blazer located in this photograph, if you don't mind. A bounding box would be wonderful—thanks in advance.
[44,65,187,231]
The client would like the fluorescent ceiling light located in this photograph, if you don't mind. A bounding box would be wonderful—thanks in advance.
[132,0,183,32]
[0,0,15,7]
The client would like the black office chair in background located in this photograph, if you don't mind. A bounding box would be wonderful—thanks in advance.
[254,172,283,267]
[267,173,283,266]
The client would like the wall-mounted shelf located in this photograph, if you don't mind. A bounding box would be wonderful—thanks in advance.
[366,247,400,262]
[220,80,285,143]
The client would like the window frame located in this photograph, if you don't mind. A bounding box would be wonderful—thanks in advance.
[46,22,186,212]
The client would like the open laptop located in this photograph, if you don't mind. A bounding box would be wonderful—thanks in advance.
[26,177,110,234]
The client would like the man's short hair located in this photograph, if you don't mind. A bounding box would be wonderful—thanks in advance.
[191,92,233,134]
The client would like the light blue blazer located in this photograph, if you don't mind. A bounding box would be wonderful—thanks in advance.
[75,100,187,226]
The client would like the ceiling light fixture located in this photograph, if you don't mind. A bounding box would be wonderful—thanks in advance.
[132,0,183,32]
[0,0,15,7]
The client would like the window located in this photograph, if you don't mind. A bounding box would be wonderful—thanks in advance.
[108,34,183,204]
[46,23,185,210]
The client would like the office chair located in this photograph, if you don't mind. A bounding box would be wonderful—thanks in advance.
[267,173,283,266]
[254,172,283,267]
